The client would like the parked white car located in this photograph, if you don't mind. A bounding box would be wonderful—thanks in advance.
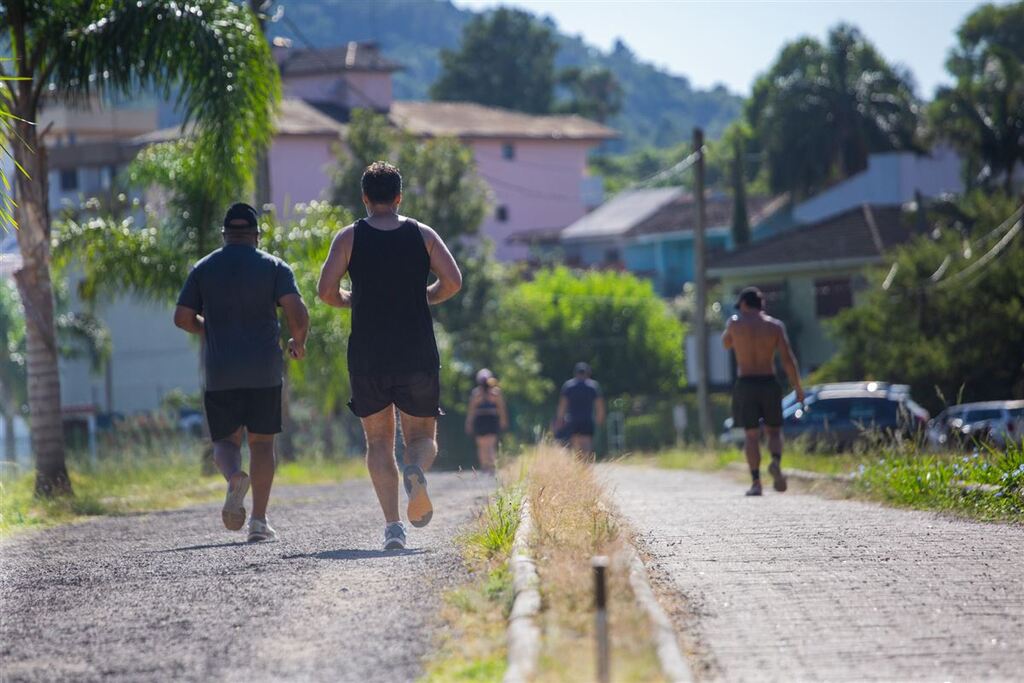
[927,400,1024,449]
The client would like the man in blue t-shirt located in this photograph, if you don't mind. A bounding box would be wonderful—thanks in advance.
[555,362,606,457]
[174,203,309,542]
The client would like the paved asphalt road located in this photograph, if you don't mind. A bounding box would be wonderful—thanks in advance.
[604,466,1024,682]
[0,472,493,683]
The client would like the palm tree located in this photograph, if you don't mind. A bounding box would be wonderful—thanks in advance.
[747,25,921,198]
[930,3,1024,193]
[2,0,280,496]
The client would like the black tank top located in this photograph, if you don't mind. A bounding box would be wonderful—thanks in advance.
[347,218,440,375]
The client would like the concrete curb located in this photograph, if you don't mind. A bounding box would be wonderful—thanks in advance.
[504,496,541,683]
[623,542,695,683]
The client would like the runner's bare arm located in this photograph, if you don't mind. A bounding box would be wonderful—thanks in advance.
[555,395,568,426]
[317,227,354,308]
[496,390,510,431]
[595,396,607,426]
[173,305,204,334]
[465,389,479,434]
[775,321,804,402]
[722,316,736,349]
[419,225,462,305]
[279,292,309,360]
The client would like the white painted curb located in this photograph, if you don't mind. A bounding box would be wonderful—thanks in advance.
[624,543,694,683]
[504,496,541,683]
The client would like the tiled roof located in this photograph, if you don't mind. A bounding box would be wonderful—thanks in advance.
[277,42,402,76]
[708,205,912,273]
[388,101,617,141]
[132,98,345,145]
[561,188,777,241]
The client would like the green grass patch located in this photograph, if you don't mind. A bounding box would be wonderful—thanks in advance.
[646,440,1024,523]
[421,482,521,682]
[0,445,367,538]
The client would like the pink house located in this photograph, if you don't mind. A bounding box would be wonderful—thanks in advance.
[268,42,616,260]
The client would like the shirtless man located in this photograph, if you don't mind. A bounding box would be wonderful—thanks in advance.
[721,287,804,496]
[317,161,462,550]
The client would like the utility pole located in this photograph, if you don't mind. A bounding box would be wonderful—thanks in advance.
[250,0,273,209]
[693,128,712,442]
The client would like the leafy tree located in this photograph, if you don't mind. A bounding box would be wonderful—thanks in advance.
[556,66,623,123]
[816,191,1024,413]
[498,267,686,402]
[330,110,489,254]
[3,0,280,495]
[930,2,1024,193]
[1,280,110,461]
[430,7,557,114]
[746,24,920,198]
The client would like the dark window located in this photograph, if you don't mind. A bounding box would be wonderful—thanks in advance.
[60,169,78,191]
[501,143,515,160]
[604,248,621,264]
[815,278,853,318]
[496,205,508,222]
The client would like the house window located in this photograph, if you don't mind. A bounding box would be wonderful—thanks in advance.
[604,248,621,264]
[501,143,515,160]
[496,205,509,222]
[815,278,853,318]
[60,169,78,191]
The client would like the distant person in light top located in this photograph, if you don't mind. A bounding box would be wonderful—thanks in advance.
[174,202,310,542]
[556,362,606,457]
[465,368,509,474]
[317,161,462,551]
[721,287,804,496]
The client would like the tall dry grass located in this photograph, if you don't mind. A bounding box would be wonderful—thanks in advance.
[527,444,664,682]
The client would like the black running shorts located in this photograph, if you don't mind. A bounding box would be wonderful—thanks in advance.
[204,385,282,441]
[348,372,442,418]
[732,375,783,430]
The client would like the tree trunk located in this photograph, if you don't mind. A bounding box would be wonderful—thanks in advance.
[12,122,72,496]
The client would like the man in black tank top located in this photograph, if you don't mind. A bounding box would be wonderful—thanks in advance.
[317,162,462,550]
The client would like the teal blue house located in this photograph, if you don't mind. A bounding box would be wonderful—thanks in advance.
[557,188,776,296]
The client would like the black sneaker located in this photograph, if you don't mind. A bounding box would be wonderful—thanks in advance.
[745,482,763,496]
[769,461,788,492]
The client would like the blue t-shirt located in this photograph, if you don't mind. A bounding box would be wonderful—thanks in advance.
[176,244,299,391]
[561,377,602,425]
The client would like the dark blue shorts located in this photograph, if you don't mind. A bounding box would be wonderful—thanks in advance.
[204,385,282,441]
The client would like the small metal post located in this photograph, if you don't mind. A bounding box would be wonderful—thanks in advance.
[593,555,610,683]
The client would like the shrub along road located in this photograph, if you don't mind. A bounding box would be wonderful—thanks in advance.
[0,473,493,682]
[605,465,1024,681]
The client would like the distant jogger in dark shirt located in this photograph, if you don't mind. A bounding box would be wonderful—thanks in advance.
[317,161,462,551]
[174,202,310,542]
[556,362,606,458]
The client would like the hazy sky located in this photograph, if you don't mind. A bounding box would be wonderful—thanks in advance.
[455,1,1001,98]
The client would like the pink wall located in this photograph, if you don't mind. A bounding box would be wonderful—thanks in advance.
[469,139,592,260]
[344,72,393,111]
[282,72,392,111]
[268,135,340,219]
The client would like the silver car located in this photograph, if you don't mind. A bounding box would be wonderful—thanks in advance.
[927,400,1024,449]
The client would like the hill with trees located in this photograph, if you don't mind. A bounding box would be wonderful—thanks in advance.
[266,0,742,149]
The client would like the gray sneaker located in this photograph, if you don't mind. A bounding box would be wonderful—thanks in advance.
[247,517,278,542]
[383,522,407,550]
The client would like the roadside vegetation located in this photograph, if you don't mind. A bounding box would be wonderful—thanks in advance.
[426,445,665,682]
[652,440,1024,523]
[0,442,366,537]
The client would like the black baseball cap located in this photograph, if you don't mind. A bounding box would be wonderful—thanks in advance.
[223,202,259,230]
[735,286,764,310]
[574,361,591,375]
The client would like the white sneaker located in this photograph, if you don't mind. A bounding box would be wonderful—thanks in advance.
[221,472,250,531]
[247,518,277,542]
